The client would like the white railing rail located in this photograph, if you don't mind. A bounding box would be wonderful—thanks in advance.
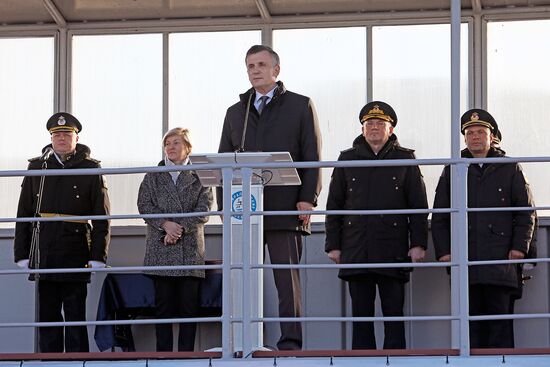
[0,155,546,358]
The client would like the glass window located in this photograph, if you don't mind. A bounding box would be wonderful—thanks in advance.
[0,37,54,228]
[169,31,261,225]
[274,27,368,217]
[373,23,469,207]
[488,20,550,214]
[169,31,261,154]
[72,34,163,225]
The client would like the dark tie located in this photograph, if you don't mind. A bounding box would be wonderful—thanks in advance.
[257,96,268,115]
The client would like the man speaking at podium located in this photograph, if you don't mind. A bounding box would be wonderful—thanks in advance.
[218,45,322,350]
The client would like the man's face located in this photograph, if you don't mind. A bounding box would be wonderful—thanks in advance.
[246,50,280,95]
[51,131,78,155]
[362,118,393,147]
[464,125,492,157]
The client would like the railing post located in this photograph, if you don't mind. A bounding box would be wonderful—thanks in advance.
[241,167,253,357]
[450,0,469,355]
[451,162,470,355]
[221,167,234,359]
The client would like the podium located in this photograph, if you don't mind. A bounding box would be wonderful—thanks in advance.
[189,152,300,355]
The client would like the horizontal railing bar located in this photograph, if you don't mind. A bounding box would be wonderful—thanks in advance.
[254,316,456,322]
[253,205,547,216]
[3,257,550,275]
[0,211,219,223]
[6,312,550,330]
[3,155,550,178]
[0,264,224,275]
[255,313,550,322]
[467,206,540,212]
[255,208,456,216]
[468,258,547,266]
[2,204,548,224]
[469,313,550,321]
[253,262,454,269]
[0,317,224,328]
[252,258,548,269]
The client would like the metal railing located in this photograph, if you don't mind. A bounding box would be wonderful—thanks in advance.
[0,156,547,358]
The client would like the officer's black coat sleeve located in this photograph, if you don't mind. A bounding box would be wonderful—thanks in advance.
[325,162,346,252]
[431,166,451,260]
[14,174,35,262]
[510,164,535,254]
[404,161,429,249]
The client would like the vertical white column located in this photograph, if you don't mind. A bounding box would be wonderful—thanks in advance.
[230,171,264,355]
[449,0,470,356]
[221,168,234,359]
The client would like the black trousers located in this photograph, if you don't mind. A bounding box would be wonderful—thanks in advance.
[38,280,89,353]
[153,276,200,352]
[348,274,406,350]
[469,284,514,348]
[265,231,303,350]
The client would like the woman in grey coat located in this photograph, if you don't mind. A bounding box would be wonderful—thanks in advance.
[137,127,212,352]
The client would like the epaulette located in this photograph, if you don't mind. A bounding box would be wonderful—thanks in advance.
[395,146,415,153]
[85,157,101,164]
[28,156,41,163]
[340,147,356,154]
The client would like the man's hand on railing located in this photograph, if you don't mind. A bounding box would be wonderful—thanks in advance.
[327,249,341,264]
[408,246,425,262]
[296,201,314,226]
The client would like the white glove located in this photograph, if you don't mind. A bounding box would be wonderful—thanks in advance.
[16,259,30,269]
[87,261,106,269]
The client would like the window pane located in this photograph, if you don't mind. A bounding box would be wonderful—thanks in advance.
[169,31,261,153]
[0,37,54,228]
[373,24,469,207]
[169,31,260,225]
[274,27,367,217]
[488,20,550,214]
[72,34,163,225]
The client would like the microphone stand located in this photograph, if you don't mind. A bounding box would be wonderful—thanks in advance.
[237,92,254,153]
[29,158,48,352]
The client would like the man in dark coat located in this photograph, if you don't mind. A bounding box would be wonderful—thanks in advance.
[218,45,322,350]
[325,101,428,349]
[14,112,111,353]
[432,108,536,348]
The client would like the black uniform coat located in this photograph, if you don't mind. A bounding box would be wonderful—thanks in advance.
[137,161,213,278]
[431,147,536,288]
[14,144,111,282]
[325,134,429,281]
[218,81,322,233]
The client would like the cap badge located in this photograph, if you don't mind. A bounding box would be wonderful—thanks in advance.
[471,112,479,121]
[57,116,66,126]
[369,105,384,116]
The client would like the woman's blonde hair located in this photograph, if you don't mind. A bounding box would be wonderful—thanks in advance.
[162,127,192,154]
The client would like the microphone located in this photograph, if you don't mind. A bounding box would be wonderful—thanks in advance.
[40,147,54,161]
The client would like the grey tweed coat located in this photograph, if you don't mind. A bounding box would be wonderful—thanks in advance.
[137,161,213,278]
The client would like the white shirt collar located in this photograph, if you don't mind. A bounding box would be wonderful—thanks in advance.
[254,85,277,105]
[164,156,189,184]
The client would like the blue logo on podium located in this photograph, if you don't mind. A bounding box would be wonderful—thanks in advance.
[231,191,257,220]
